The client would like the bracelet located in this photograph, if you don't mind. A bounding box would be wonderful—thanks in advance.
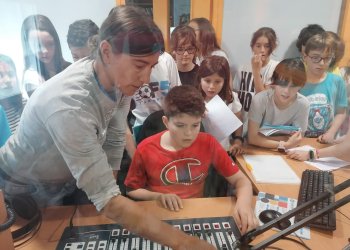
[315,149,319,159]
[232,135,244,144]
[309,149,315,161]
[309,149,319,161]
[277,141,286,153]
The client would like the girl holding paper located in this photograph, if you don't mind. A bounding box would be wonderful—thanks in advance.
[196,55,244,155]
[247,58,310,151]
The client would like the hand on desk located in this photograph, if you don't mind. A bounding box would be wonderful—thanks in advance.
[285,131,302,149]
[287,150,309,161]
[233,199,260,235]
[317,132,335,144]
[158,193,183,211]
[229,141,245,156]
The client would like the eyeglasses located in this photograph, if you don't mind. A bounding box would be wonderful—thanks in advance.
[307,55,334,64]
[176,47,196,55]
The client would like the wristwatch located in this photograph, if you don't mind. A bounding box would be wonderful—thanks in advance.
[277,141,286,153]
[309,149,318,161]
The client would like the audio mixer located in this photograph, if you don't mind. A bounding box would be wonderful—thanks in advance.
[56,216,241,250]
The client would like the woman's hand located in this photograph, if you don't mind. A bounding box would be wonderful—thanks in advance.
[157,193,183,211]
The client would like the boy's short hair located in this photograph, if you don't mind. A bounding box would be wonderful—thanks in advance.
[163,85,205,118]
[272,58,306,87]
[304,32,334,56]
[327,31,345,68]
[67,19,99,48]
[296,24,325,52]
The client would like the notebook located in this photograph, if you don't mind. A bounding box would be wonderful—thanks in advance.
[259,125,300,136]
[243,155,300,184]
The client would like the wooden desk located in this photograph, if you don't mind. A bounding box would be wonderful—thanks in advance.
[12,139,350,250]
[16,197,236,250]
[15,196,350,250]
[235,138,350,249]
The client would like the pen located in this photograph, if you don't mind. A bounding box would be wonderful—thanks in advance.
[246,163,253,172]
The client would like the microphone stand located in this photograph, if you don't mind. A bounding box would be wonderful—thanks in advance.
[235,179,350,250]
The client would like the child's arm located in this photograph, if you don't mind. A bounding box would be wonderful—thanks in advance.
[229,111,244,155]
[251,54,266,93]
[125,126,136,158]
[318,108,347,144]
[127,189,183,211]
[225,171,259,234]
[288,127,350,161]
[248,119,302,150]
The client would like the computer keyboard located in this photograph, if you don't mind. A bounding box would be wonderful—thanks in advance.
[295,169,336,231]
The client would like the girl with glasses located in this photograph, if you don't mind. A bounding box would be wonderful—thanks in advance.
[301,32,348,143]
[170,25,199,86]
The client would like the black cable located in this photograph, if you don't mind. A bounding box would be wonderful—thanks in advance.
[69,205,78,229]
[0,204,16,231]
[282,235,312,250]
[14,215,42,248]
[67,205,78,239]
[337,209,350,221]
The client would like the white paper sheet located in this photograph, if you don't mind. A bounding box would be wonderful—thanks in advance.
[288,145,350,171]
[305,157,350,171]
[202,95,242,142]
[243,155,300,184]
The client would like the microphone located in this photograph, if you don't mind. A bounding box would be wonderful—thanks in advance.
[235,179,350,250]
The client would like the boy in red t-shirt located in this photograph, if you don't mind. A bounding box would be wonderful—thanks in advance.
[125,85,258,234]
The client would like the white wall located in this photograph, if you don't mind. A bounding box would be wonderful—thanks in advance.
[0,0,344,80]
[0,0,115,80]
[221,0,343,75]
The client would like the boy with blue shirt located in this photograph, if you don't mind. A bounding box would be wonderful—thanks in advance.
[301,33,348,143]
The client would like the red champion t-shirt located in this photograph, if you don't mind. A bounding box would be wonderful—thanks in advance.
[125,131,239,198]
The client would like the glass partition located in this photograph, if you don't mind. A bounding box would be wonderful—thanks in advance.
[170,0,190,27]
